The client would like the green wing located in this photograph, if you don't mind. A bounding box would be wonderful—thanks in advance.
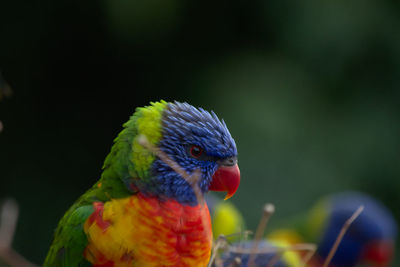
[44,205,94,267]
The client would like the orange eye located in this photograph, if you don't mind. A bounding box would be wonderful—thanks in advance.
[190,145,203,158]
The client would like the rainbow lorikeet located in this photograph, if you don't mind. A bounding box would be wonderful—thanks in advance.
[44,101,241,267]
[268,192,397,267]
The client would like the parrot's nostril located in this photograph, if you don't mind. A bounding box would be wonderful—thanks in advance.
[218,157,237,166]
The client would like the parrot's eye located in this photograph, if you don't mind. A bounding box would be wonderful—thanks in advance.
[189,145,203,158]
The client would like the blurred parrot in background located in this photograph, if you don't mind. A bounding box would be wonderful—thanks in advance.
[206,193,246,240]
[44,101,241,267]
[267,192,397,267]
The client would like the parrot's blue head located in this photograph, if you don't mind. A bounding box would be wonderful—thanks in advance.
[135,101,240,206]
[316,192,397,267]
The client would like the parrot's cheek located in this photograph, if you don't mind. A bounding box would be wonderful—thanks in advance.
[362,240,394,266]
[209,164,240,200]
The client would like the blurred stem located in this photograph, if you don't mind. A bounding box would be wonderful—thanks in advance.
[247,203,275,267]
[0,199,38,267]
[322,206,364,267]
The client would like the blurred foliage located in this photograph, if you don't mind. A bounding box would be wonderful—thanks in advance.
[0,0,399,265]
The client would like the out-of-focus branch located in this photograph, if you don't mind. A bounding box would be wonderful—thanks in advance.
[0,199,38,267]
[0,199,18,249]
[247,203,275,267]
[137,134,205,205]
[322,205,364,267]
[208,235,228,267]
[138,134,209,237]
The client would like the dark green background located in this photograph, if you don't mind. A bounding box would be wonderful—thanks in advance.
[0,0,399,265]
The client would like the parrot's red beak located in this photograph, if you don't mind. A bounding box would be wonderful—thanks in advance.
[209,159,240,200]
[362,240,394,266]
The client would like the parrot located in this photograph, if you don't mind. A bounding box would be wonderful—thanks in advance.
[267,191,397,267]
[205,193,246,240]
[44,100,241,267]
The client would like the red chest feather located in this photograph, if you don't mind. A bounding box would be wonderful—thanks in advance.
[83,193,212,267]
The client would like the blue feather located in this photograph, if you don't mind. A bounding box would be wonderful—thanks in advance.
[137,101,237,205]
[317,192,397,267]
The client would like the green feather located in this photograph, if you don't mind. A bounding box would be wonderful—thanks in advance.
[44,101,168,266]
[44,205,93,266]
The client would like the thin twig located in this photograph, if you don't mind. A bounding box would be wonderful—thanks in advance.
[265,249,283,267]
[138,134,211,248]
[137,134,207,205]
[229,242,316,267]
[240,230,253,249]
[229,242,316,255]
[208,235,228,267]
[137,135,188,178]
[321,205,364,267]
[247,203,275,267]
[223,230,253,243]
[295,243,317,267]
